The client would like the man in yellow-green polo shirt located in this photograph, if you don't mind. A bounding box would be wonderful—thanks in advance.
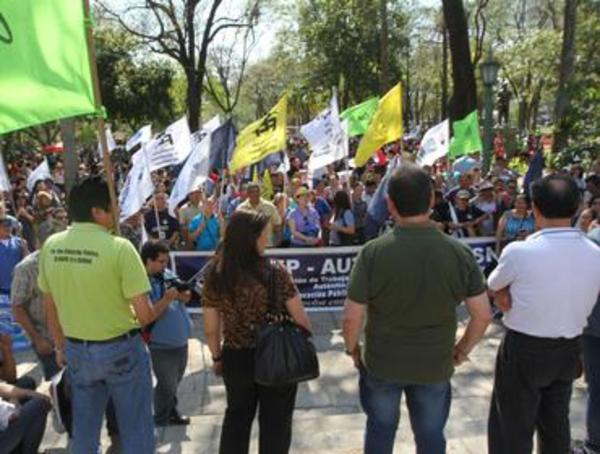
[39,176,172,454]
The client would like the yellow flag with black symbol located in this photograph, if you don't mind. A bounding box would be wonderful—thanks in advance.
[354,84,403,168]
[261,169,274,200]
[229,95,288,172]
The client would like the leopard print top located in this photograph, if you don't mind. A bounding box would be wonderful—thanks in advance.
[202,263,298,348]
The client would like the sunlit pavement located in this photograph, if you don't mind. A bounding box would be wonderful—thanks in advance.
[24,310,586,453]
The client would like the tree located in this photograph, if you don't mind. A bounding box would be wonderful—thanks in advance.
[552,0,577,153]
[499,29,561,131]
[98,0,262,132]
[203,26,257,116]
[559,0,600,149]
[296,0,409,109]
[95,24,177,130]
[442,0,478,123]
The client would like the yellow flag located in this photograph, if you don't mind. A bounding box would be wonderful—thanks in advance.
[261,169,274,200]
[230,95,288,172]
[354,84,403,167]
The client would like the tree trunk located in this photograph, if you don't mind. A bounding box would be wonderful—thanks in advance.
[442,0,478,123]
[404,41,411,126]
[518,99,527,133]
[552,0,577,153]
[60,119,78,196]
[441,23,449,121]
[186,70,201,132]
[379,0,390,93]
[530,82,543,131]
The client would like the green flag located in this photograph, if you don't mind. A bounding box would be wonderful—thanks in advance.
[448,110,483,158]
[0,0,96,135]
[340,97,379,137]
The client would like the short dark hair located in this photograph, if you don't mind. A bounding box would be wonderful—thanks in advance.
[68,176,111,222]
[531,174,580,219]
[141,241,170,264]
[387,164,433,216]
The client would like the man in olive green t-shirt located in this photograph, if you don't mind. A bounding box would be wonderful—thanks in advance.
[39,176,172,454]
[342,165,492,454]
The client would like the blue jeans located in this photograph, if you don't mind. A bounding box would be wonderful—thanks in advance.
[584,335,600,452]
[359,365,451,454]
[65,334,155,454]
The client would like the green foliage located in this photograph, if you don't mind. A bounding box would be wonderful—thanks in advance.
[297,0,409,108]
[563,0,600,144]
[95,25,176,131]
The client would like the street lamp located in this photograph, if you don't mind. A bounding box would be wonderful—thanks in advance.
[480,52,500,174]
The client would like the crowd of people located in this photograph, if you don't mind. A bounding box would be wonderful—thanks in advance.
[0,131,600,453]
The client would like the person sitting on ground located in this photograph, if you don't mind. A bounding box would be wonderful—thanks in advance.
[0,379,52,454]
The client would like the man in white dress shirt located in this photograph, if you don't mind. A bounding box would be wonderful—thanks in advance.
[487,174,600,454]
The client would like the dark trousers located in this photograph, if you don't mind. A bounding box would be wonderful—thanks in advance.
[488,330,581,454]
[583,334,600,451]
[0,397,51,454]
[219,347,297,454]
[150,345,188,424]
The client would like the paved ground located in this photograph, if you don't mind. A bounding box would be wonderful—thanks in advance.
[16,310,587,453]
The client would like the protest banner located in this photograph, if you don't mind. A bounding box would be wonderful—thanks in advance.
[172,237,498,312]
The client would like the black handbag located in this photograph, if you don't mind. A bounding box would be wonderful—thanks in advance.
[254,264,320,386]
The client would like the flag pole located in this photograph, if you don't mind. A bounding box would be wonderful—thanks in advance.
[83,0,120,235]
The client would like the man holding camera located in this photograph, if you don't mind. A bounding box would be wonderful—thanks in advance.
[141,241,192,427]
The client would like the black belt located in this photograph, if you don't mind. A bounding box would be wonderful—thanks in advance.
[66,329,140,345]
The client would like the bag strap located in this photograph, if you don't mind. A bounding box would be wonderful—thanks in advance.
[266,261,281,316]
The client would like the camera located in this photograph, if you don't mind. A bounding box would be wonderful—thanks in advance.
[164,277,193,293]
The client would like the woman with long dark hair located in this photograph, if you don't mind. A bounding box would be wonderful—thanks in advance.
[203,210,311,454]
[329,190,355,246]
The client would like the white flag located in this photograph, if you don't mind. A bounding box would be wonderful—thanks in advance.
[119,148,155,222]
[416,120,449,167]
[97,127,117,159]
[201,116,221,135]
[27,159,52,192]
[144,117,192,172]
[126,125,152,152]
[301,93,349,172]
[168,120,220,216]
[0,153,10,192]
